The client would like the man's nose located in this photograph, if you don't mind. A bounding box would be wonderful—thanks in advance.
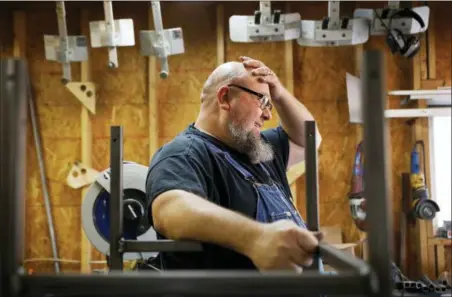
[261,108,272,121]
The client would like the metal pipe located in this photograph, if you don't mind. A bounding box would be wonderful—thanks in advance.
[0,58,28,297]
[362,50,394,297]
[109,126,123,270]
[305,120,320,271]
[20,271,371,297]
[103,0,118,68]
[27,75,61,274]
[122,239,203,253]
[319,243,370,275]
[150,1,169,78]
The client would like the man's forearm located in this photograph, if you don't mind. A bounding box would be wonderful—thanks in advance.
[273,88,321,147]
[152,190,264,257]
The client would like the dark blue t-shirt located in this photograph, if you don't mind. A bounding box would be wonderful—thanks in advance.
[145,123,292,269]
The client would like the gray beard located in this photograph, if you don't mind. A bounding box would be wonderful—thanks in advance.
[227,121,275,164]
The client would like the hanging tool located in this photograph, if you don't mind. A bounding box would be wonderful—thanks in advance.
[410,140,440,220]
[348,141,367,231]
[297,1,369,47]
[229,1,302,43]
[89,1,135,68]
[43,1,88,84]
[139,1,185,78]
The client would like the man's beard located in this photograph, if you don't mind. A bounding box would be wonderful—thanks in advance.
[227,120,274,164]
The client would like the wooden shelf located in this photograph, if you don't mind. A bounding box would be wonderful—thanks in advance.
[428,237,452,246]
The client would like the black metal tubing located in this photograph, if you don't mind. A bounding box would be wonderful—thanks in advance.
[305,120,320,271]
[19,271,371,297]
[109,126,124,270]
[362,50,394,297]
[0,58,28,297]
[121,239,203,252]
[319,243,370,274]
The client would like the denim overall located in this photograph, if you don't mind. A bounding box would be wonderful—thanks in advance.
[203,140,325,272]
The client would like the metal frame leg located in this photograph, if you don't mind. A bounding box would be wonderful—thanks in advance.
[305,120,320,271]
[362,50,394,297]
[109,126,124,270]
[0,58,28,297]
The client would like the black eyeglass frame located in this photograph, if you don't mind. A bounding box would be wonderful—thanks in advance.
[227,84,273,111]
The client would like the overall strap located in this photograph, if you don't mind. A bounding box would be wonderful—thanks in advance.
[204,141,255,181]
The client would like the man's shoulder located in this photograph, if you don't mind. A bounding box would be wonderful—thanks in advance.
[150,128,210,167]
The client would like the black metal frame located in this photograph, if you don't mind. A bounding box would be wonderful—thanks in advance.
[1,51,394,297]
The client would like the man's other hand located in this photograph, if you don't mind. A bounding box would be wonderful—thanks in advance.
[247,220,322,272]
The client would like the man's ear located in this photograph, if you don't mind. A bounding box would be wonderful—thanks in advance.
[216,85,231,111]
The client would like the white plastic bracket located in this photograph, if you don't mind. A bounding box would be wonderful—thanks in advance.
[66,162,100,189]
[65,82,96,114]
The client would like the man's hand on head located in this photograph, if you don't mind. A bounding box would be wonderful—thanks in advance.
[239,56,287,101]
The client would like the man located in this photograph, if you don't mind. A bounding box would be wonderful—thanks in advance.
[145,56,323,272]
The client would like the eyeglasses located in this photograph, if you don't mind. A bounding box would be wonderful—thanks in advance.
[228,84,273,111]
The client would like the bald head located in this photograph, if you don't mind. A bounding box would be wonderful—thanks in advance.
[200,61,250,103]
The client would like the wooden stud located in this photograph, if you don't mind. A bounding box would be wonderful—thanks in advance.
[420,32,428,81]
[421,79,451,89]
[411,31,438,278]
[435,244,445,277]
[427,8,436,80]
[287,162,306,185]
[80,9,93,273]
[216,3,225,66]
[13,11,26,58]
[148,9,158,159]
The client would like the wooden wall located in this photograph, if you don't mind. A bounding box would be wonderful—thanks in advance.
[0,1,450,275]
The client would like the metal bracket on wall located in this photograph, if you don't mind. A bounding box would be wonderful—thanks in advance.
[65,82,96,114]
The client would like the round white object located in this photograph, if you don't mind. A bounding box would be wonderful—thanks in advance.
[81,161,158,261]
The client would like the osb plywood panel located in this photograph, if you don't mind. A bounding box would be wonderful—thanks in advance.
[445,246,452,274]
[85,3,149,170]
[81,3,149,266]
[289,2,356,243]
[24,8,83,272]
[156,2,218,139]
[25,206,81,272]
